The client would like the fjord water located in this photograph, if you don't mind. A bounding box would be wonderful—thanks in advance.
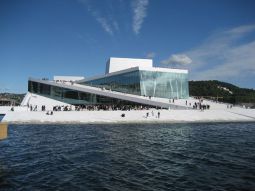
[0,123,255,190]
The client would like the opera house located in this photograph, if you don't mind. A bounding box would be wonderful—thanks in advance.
[22,57,189,109]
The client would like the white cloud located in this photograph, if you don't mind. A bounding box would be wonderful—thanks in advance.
[192,41,255,80]
[78,0,117,35]
[146,52,156,59]
[183,24,255,87]
[224,24,255,37]
[89,8,116,36]
[161,54,192,65]
[132,0,149,34]
[95,16,114,35]
[79,0,149,35]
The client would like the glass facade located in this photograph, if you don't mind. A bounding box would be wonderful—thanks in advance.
[82,70,189,99]
[140,71,189,99]
[28,80,150,106]
[83,71,141,95]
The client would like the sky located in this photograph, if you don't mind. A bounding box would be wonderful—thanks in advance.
[1,0,255,93]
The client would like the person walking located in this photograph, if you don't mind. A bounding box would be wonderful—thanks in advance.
[157,111,160,118]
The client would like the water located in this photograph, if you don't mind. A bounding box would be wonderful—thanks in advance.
[0,123,255,190]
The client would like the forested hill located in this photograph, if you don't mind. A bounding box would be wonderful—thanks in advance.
[189,80,255,104]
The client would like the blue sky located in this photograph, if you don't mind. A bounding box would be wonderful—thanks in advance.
[1,0,255,93]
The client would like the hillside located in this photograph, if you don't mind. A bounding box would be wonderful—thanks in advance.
[189,80,255,104]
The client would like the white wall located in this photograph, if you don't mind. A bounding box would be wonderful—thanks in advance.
[105,57,153,74]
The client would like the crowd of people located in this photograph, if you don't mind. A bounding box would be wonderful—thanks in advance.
[27,97,214,113]
[27,104,158,112]
[192,102,210,110]
[190,98,211,110]
[74,104,155,111]
[26,103,164,119]
[53,105,72,111]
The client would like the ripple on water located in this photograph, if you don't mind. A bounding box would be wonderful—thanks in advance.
[0,122,255,190]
